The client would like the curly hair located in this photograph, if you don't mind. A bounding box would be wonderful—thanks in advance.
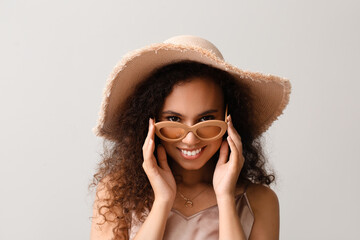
[90,61,275,239]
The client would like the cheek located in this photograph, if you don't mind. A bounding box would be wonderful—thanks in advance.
[208,139,223,152]
[160,141,176,155]
[204,139,224,161]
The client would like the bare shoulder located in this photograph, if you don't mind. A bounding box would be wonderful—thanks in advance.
[246,183,280,240]
[246,183,279,210]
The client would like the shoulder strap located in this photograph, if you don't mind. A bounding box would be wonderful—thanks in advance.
[236,181,251,196]
[243,181,251,193]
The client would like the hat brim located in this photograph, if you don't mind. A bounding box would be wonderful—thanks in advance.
[93,43,291,140]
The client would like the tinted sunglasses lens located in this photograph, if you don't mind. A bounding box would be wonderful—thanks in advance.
[196,126,222,139]
[159,127,186,139]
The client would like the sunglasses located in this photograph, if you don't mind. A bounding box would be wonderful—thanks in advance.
[154,105,228,142]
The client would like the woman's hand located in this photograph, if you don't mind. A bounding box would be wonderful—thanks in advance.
[213,115,245,200]
[142,118,177,204]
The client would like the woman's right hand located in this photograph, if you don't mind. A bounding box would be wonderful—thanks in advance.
[142,118,176,205]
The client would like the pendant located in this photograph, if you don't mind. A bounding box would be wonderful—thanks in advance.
[184,199,193,208]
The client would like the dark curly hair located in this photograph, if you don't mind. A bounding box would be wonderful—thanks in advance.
[90,61,275,239]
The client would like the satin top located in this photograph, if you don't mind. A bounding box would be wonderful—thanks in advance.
[129,191,254,240]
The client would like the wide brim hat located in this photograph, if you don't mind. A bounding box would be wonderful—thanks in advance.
[93,35,291,141]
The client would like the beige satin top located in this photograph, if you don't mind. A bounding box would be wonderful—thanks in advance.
[129,191,254,240]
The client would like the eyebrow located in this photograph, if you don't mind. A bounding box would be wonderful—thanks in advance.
[161,109,219,116]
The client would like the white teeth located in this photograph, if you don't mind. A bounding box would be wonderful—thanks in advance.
[181,148,202,156]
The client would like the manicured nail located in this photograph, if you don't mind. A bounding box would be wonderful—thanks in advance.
[227,115,231,124]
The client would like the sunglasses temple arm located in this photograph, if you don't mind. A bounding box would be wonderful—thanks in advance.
[225,104,228,122]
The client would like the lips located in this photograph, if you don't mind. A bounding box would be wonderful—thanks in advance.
[178,146,206,159]
[181,148,202,156]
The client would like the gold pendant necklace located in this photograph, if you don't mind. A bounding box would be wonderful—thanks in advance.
[177,187,208,208]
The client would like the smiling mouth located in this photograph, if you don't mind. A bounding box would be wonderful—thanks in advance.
[178,146,206,159]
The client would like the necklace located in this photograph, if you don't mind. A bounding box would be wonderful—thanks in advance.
[177,186,208,208]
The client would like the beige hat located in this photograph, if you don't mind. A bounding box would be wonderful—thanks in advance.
[93,35,291,140]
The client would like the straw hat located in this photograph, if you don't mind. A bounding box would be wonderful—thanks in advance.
[93,35,291,141]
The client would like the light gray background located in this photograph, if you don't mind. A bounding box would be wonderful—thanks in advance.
[1,0,359,239]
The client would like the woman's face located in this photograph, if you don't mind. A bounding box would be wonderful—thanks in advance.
[158,77,225,171]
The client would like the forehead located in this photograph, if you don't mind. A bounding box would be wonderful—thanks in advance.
[162,77,224,113]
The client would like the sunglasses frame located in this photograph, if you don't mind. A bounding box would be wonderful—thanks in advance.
[154,105,228,142]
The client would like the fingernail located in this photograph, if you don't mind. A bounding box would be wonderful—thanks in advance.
[227,115,231,124]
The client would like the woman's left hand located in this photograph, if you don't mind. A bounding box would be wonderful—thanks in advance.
[213,115,245,199]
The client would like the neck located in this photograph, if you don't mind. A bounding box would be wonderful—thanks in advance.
[171,157,215,187]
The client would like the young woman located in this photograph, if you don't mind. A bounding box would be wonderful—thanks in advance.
[90,36,291,240]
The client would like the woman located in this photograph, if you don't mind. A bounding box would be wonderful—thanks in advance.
[90,35,291,240]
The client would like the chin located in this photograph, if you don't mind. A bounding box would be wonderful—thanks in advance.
[169,150,216,171]
[177,161,207,171]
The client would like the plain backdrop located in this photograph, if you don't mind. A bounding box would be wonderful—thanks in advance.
[1,0,359,239]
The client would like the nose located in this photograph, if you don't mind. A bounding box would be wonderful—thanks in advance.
[181,131,201,145]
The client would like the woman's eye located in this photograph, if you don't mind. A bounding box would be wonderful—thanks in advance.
[167,116,180,122]
[200,115,215,122]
